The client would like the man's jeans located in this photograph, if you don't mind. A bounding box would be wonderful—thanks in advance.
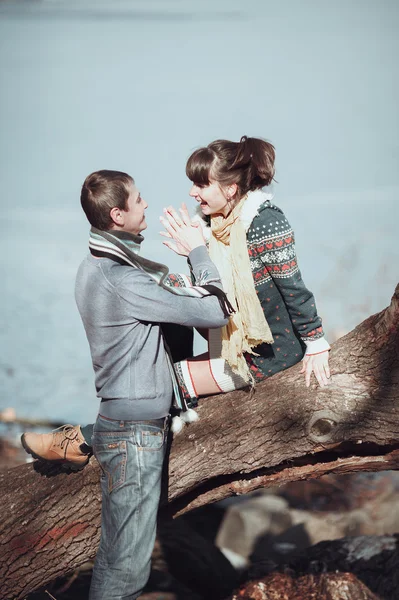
[89,414,169,600]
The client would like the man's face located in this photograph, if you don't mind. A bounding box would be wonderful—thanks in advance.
[120,183,148,234]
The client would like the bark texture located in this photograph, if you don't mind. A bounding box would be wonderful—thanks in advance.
[0,284,398,599]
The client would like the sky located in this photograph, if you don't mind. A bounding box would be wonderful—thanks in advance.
[0,0,398,423]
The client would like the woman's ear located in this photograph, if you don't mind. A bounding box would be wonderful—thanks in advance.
[227,183,238,200]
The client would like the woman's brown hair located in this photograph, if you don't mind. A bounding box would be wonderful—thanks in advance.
[186,136,275,199]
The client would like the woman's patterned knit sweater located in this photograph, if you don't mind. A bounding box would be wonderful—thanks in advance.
[243,194,329,380]
[192,189,330,381]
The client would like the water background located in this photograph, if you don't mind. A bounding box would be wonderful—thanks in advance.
[1,0,398,425]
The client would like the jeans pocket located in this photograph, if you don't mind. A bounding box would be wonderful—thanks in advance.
[94,440,127,493]
[139,429,164,451]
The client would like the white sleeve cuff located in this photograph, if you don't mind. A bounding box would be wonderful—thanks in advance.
[304,337,331,356]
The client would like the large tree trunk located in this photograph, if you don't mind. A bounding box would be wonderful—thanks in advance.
[1,285,398,599]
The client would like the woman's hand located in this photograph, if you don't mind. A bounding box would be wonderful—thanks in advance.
[300,351,331,387]
[160,203,205,256]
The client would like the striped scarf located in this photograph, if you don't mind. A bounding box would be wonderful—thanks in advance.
[89,227,234,413]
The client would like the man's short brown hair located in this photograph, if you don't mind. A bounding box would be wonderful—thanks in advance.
[80,170,134,230]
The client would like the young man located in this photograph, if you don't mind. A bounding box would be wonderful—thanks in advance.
[23,170,230,600]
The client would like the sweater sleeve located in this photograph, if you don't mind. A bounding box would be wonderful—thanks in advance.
[164,245,223,290]
[252,207,330,355]
[115,247,229,330]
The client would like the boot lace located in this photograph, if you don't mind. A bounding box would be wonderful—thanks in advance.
[51,425,81,458]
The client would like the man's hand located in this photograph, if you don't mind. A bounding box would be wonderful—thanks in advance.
[160,204,205,257]
[300,351,331,387]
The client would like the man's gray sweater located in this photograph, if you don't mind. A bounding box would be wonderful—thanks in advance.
[75,245,228,420]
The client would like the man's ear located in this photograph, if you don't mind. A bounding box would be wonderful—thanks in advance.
[110,206,124,227]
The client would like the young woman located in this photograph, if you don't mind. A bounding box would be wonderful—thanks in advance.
[160,136,330,403]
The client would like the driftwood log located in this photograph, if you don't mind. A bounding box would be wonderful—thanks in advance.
[0,284,398,599]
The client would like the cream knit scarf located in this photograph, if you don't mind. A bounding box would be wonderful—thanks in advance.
[209,196,274,381]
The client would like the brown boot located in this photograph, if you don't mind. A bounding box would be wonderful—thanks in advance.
[21,424,91,470]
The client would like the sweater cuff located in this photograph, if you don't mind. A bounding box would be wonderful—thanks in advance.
[304,337,331,356]
[188,245,209,265]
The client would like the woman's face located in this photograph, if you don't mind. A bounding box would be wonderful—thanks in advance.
[189,180,234,217]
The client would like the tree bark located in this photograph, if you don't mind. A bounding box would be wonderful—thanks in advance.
[0,284,398,599]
